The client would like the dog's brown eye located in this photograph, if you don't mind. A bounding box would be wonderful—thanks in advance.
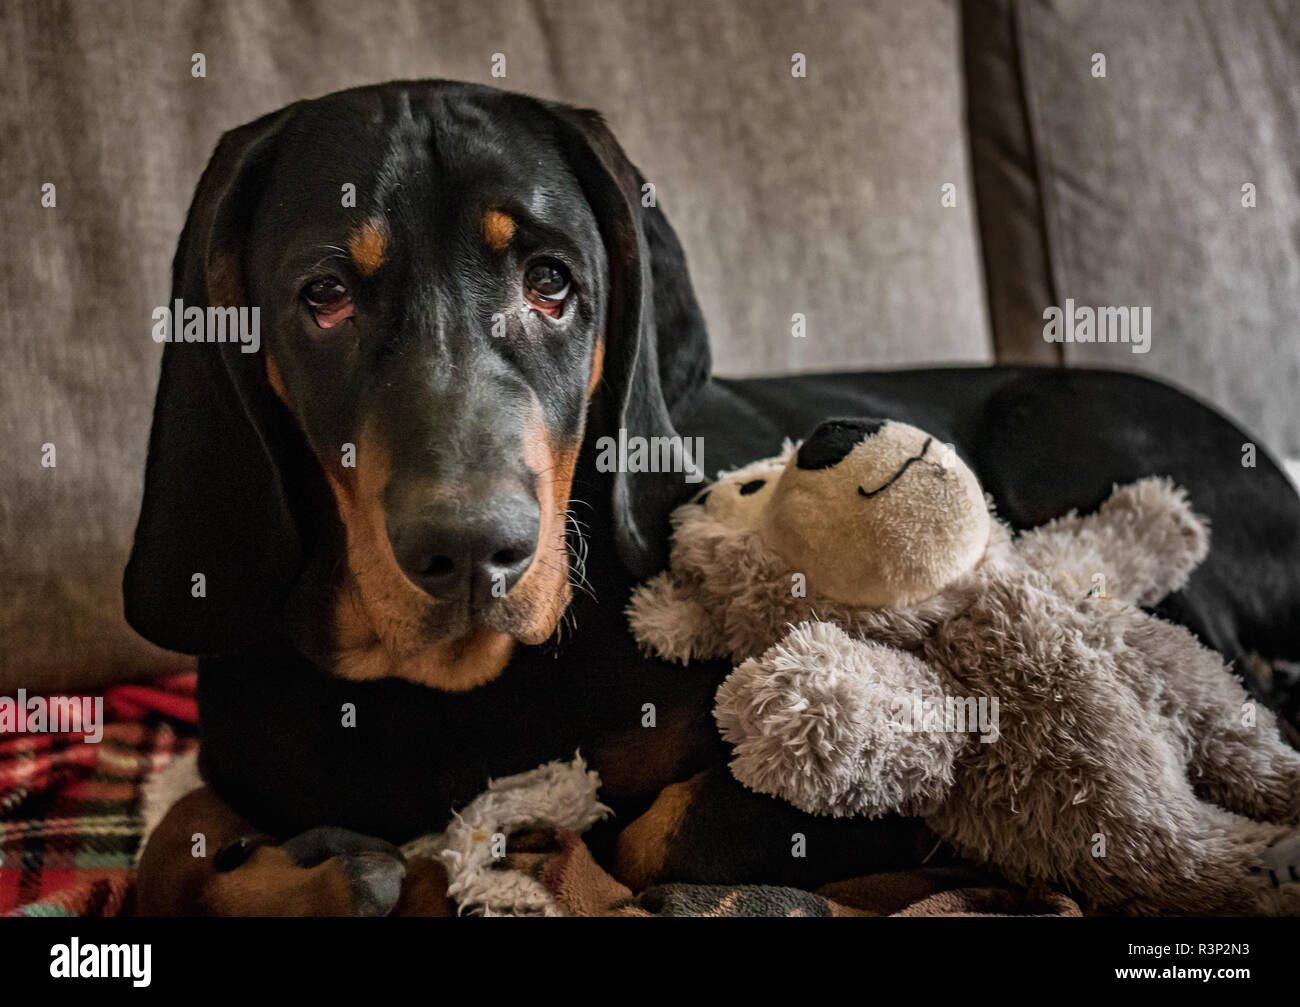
[523,260,570,317]
[525,261,569,298]
[301,276,353,328]
[303,276,348,307]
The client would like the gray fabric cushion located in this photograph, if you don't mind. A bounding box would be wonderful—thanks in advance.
[967,0,1300,454]
[1,0,986,688]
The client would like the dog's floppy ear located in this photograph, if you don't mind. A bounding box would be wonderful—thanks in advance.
[544,104,711,578]
[124,106,303,655]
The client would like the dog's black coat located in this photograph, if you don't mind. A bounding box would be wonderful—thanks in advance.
[126,81,1300,888]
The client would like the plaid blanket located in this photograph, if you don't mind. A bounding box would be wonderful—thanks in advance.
[0,676,198,917]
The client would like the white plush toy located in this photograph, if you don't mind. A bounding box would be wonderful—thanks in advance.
[404,755,609,916]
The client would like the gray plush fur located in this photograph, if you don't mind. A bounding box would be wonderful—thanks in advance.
[629,436,1300,916]
[715,620,967,819]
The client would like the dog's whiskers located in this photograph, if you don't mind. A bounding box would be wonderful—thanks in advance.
[564,509,595,602]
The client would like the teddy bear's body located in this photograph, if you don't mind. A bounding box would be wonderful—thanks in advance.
[630,419,1300,915]
[923,520,1300,915]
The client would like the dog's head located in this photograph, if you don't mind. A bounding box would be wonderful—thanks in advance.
[124,81,709,690]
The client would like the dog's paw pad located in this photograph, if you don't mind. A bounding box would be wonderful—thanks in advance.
[280,826,406,916]
[341,849,406,916]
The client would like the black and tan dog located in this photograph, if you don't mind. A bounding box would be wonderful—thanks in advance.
[128,80,1300,915]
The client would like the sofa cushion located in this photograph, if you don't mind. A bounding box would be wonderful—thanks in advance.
[966,0,1300,455]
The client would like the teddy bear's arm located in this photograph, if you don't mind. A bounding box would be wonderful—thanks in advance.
[1016,477,1209,606]
[714,621,968,819]
[626,571,728,664]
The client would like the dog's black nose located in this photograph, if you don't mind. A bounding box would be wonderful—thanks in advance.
[391,495,540,607]
[796,418,888,470]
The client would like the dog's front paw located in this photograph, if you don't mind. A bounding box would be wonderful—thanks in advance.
[279,828,407,916]
[204,827,406,917]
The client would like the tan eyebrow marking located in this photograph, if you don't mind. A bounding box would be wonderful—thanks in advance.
[347,218,388,276]
[587,337,605,400]
[482,208,516,251]
[265,351,292,408]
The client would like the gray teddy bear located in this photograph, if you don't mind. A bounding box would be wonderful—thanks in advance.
[628,417,1300,915]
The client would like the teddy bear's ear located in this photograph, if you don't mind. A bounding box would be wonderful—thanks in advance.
[626,572,723,664]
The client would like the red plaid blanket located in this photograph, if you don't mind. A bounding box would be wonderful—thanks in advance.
[0,675,198,917]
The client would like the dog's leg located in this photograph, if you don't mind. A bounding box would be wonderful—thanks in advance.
[135,786,444,915]
[613,765,945,892]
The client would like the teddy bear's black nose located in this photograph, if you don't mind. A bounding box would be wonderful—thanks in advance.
[796,418,888,470]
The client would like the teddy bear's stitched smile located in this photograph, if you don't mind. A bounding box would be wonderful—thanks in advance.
[858,436,934,500]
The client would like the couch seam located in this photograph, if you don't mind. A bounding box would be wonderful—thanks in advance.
[1010,0,1064,365]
